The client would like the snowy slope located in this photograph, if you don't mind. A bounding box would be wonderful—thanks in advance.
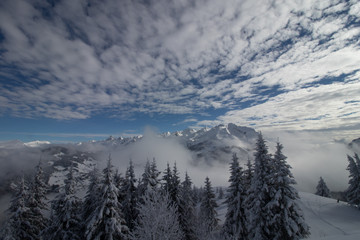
[215,192,360,239]
[296,192,360,239]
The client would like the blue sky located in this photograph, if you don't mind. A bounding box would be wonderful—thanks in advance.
[0,0,360,143]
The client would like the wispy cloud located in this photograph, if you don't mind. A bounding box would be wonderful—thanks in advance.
[0,0,359,133]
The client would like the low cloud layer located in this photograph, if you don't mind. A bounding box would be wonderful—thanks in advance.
[0,128,356,194]
[264,130,355,193]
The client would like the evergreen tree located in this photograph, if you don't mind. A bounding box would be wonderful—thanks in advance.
[243,158,254,189]
[199,177,218,234]
[315,176,331,198]
[83,167,101,225]
[267,142,310,240]
[162,162,172,193]
[218,187,224,199]
[114,169,124,190]
[131,189,183,240]
[27,162,48,239]
[149,158,161,188]
[138,159,160,196]
[346,153,360,208]
[170,163,181,205]
[245,133,274,240]
[32,161,48,211]
[47,166,82,240]
[121,159,138,231]
[2,176,34,240]
[85,156,128,240]
[179,172,197,240]
[223,153,247,239]
[138,160,151,196]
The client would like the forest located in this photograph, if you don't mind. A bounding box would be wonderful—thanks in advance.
[1,133,360,240]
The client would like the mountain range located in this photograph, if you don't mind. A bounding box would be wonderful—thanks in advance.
[0,123,359,195]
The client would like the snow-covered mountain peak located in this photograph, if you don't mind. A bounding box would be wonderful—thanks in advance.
[24,140,51,147]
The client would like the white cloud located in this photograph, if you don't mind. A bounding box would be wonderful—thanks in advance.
[198,80,360,140]
[0,0,358,133]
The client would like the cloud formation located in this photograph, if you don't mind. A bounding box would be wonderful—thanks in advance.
[0,0,359,134]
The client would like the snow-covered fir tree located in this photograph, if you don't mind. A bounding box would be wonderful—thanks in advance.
[199,177,218,235]
[149,158,161,188]
[1,176,33,240]
[138,159,160,196]
[315,176,331,198]
[222,153,247,239]
[83,167,101,226]
[243,158,254,190]
[346,153,360,208]
[46,166,82,240]
[245,133,275,240]
[178,172,197,240]
[218,187,224,199]
[267,142,310,239]
[114,168,124,191]
[162,162,172,193]
[27,161,48,239]
[32,161,48,210]
[138,160,151,196]
[131,189,184,240]
[169,162,181,205]
[121,159,138,231]
[85,156,128,240]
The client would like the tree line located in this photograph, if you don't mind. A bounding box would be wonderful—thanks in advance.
[2,133,358,240]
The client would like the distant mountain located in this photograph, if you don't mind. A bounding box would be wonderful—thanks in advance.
[165,123,258,165]
[24,140,51,148]
[0,124,259,193]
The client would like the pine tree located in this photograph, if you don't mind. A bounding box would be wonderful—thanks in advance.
[2,176,34,240]
[162,162,172,193]
[245,133,274,240]
[243,158,254,190]
[170,163,181,205]
[85,156,129,240]
[346,153,360,208]
[114,168,124,190]
[83,167,101,225]
[138,159,160,196]
[218,187,224,199]
[121,159,138,231]
[223,153,247,239]
[27,161,48,239]
[32,161,48,210]
[149,158,161,188]
[138,160,151,196]
[315,176,331,198]
[131,189,183,240]
[178,172,197,240]
[199,177,218,234]
[267,142,310,240]
[47,166,82,240]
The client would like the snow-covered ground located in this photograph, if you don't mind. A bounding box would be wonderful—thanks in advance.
[215,192,360,240]
[299,192,360,240]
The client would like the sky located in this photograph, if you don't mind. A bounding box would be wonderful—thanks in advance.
[0,0,360,143]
